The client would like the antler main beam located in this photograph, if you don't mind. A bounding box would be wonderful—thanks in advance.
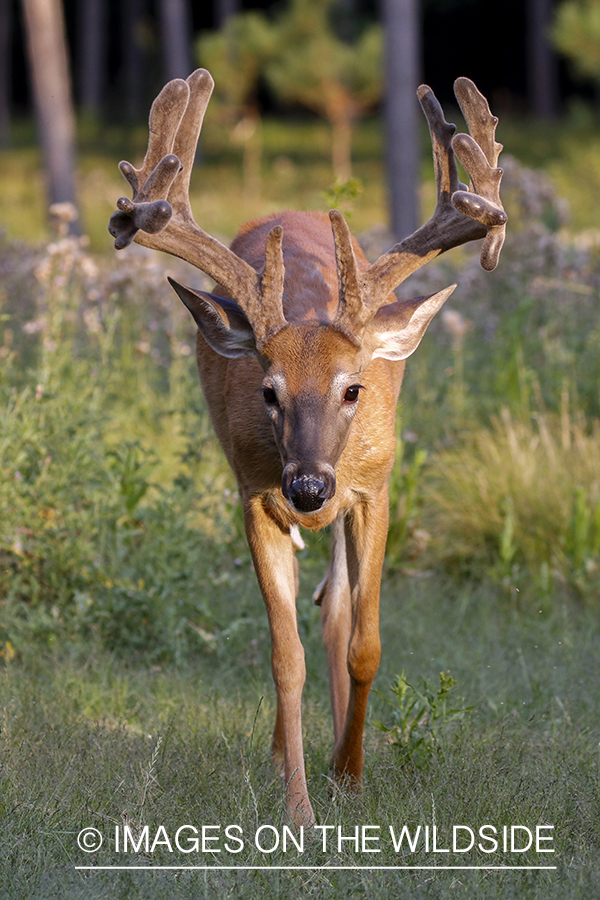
[109,71,505,347]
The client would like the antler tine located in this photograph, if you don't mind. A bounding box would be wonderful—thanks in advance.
[329,210,370,339]
[254,225,288,348]
[452,78,506,271]
[116,73,209,212]
[117,79,190,201]
[143,78,191,183]
[454,77,502,169]
[418,85,463,208]
[109,77,192,249]
[169,69,214,210]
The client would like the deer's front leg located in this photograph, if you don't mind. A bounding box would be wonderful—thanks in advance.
[243,494,314,827]
[330,488,388,784]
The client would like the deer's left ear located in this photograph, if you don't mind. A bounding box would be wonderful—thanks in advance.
[366,285,456,362]
[168,277,258,359]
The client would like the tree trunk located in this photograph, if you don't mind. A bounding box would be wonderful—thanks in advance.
[380,0,421,241]
[121,0,145,120]
[527,0,559,118]
[0,0,11,146]
[158,0,192,81]
[21,0,79,228]
[214,0,240,29]
[78,0,107,117]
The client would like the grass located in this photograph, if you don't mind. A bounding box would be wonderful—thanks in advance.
[423,406,600,597]
[1,576,598,898]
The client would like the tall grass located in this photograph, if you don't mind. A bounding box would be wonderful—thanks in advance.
[424,405,600,598]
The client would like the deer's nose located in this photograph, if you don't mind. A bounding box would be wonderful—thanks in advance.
[282,466,336,513]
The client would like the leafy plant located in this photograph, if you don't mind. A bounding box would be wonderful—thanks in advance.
[374,670,473,766]
[107,442,158,521]
[323,176,363,216]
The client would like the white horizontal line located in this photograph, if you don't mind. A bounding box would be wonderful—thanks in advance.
[75,865,557,871]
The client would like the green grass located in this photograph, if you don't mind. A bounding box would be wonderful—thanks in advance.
[1,576,598,898]
[421,408,600,598]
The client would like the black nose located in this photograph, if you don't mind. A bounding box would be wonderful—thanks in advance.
[282,469,335,513]
[288,475,327,512]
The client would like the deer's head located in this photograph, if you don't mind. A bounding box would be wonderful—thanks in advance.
[167,213,454,514]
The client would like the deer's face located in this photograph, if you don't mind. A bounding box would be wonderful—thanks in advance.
[169,278,454,515]
[259,325,368,514]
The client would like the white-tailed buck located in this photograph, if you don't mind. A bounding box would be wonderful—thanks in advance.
[109,69,506,826]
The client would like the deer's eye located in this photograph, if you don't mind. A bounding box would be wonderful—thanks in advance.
[344,384,363,403]
[263,387,278,405]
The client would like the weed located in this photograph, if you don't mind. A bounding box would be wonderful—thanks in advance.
[323,176,364,216]
[107,441,158,521]
[374,670,474,766]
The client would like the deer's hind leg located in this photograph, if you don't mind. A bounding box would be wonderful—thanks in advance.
[313,513,351,745]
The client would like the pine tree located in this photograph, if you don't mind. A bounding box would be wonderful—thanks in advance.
[265,0,382,182]
[198,11,276,197]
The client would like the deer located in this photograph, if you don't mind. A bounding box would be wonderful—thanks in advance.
[109,68,506,827]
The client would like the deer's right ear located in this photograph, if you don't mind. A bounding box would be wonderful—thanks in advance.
[168,278,258,359]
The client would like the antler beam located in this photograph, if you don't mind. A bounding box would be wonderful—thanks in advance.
[109,71,506,349]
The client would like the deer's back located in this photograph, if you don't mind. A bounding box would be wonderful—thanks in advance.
[231,211,370,325]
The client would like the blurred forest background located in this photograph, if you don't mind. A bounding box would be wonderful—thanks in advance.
[5,0,600,244]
